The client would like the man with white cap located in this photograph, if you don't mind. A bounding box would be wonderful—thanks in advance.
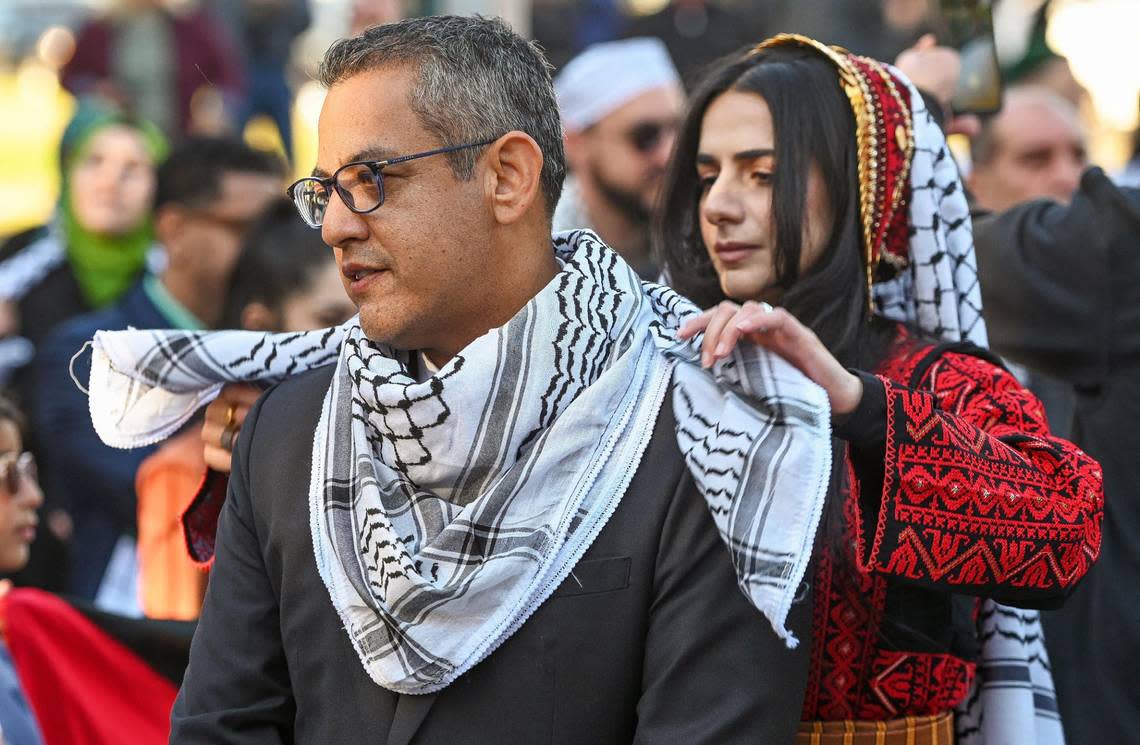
[554,37,684,279]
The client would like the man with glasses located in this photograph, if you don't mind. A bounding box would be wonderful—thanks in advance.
[170,15,808,744]
[553,37,684,279]
[31,137,283,608]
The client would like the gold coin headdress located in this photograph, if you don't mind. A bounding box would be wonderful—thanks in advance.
[750,34,916,301]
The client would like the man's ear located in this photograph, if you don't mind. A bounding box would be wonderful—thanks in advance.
[153,204,184,255]
[484,131,544,226]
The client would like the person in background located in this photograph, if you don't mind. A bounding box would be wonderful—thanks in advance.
[967,87,1087,213]
[62,0,246,140]
[0,102,164,594]
[658,34,1103,742]
[972,169,1140,745]
[0,396,46,745]
[967,86,1088,438]
[553,38,684,279]
[0,102,165,393]
[135,198,354,620]
[31,138,283,607]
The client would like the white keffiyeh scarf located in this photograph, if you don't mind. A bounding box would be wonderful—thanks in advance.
[88,231,831,693]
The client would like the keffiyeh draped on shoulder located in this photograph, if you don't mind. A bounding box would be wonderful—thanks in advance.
[87,230,831,693]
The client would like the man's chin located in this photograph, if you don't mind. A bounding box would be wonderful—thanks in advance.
[358,309,399,346]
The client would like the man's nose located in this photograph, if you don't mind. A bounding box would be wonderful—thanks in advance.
[1050,155,1084,203]
[321,189,370,247]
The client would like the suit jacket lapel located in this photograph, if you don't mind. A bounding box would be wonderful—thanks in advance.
[386,692,438,745]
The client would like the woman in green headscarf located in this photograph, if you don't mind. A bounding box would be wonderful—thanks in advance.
[0,99,166,387]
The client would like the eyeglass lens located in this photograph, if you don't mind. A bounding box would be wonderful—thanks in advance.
[295,163,385,227]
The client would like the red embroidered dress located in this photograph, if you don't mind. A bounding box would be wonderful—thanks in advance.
[802,335,1103,721]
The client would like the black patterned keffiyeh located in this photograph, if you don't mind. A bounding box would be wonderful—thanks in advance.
[87,230,832,693]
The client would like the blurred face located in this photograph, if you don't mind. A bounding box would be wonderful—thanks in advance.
[697,91,832,304]
[571,85,684,220]
[172,171,282,315]
[69,125,156,236]
[316,65,496,349]
[0,421,42,575]
[278,262,358,331]
[969,94,1087,212]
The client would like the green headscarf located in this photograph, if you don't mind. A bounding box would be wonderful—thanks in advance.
[57,99,168,308]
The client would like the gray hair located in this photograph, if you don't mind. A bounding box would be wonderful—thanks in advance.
[319,15,566,218]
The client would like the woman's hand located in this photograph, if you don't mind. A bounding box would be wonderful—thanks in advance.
[201,383,263,473]
[677,300,864,416]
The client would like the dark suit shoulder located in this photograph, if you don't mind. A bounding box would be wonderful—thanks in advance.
[247,363,336,435]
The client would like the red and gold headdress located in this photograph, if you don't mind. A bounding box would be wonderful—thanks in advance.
[749,34,916,302]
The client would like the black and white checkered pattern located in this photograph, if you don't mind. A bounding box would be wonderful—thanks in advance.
[86,230,833,692]
[872,74,987,347]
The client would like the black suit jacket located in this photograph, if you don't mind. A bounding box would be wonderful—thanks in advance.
[171,365,811,744]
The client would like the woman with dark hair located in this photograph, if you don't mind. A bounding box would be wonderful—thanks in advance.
[661,35,1103,743]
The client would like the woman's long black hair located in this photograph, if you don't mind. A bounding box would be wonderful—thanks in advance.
[656,44,904,592]
[655,44,896,371]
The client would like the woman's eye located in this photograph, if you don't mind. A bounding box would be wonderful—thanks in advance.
[752,171,773,184]
[697,175,717,193]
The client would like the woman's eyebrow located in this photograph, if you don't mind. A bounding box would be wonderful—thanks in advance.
[696,148,775,166]
[731,148,775,162]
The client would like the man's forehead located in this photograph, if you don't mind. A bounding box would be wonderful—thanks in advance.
[315,67,420,171]
[996,97,1084,144]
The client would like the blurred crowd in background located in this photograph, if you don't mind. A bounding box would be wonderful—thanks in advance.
[0,1,1136,743]
[3,0,1140,238]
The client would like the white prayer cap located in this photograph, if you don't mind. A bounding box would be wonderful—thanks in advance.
[555,38,682,132]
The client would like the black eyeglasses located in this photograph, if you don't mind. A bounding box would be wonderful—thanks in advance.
[287,139,498,228]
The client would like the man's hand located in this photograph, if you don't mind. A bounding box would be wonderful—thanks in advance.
[678,300,863,417]
[201,384,263,473]
[896,34,960,110]
[895,34,982,138]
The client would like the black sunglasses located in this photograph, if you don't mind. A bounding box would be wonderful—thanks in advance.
[627,121,677,154]
[287,139,498,228]
[1,452,35,496]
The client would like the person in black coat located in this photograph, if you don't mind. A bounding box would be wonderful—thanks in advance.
[972,166,1140,744]
[170,16,809,744]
